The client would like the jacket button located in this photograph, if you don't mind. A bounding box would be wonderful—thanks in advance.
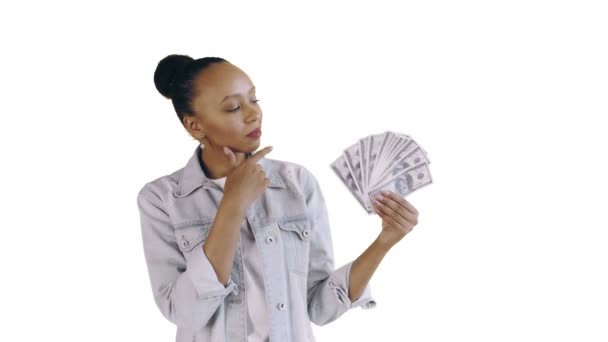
[277,302,286,310]
[303,230,310,238]
[181,240,189,248]
[266,236,274,244]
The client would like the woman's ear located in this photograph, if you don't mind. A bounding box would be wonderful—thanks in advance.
[182,117,207,146]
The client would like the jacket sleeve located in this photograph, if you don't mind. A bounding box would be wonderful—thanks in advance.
[137,186,238,331]
[302,169,377,326]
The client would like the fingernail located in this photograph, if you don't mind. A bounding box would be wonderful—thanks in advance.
[375,194,383,200]
[381,191,389,195]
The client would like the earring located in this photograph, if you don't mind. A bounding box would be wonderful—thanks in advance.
[199,134,205,148]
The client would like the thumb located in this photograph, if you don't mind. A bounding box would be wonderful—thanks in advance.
[223,146,237,165]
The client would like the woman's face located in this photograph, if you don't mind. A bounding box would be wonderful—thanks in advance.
[186,62,262,154]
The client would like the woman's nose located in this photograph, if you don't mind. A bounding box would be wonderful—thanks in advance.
[245,107,261,122]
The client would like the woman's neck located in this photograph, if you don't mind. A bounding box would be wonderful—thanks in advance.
[200,146,246,179]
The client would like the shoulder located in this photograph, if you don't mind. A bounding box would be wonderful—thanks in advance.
[136,168,182,206]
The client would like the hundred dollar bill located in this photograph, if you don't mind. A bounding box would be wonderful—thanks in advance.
[343,143,365,195]
[371,146,430,190]
[367,162,433,207]
[370,132,411,183]
[366,133,386,194]
[330,154,369,212]
[359,137,368,193]
[330,131,433,215]
[393,131,431,164]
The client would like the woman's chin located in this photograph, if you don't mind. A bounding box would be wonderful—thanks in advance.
[246,140,262,152]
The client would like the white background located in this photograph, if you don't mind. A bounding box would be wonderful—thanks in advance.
[1,0,607,341]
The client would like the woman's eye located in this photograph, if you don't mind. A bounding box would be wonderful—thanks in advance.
[227,99,260,112]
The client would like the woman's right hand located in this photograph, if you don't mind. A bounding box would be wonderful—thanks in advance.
[222,146,274,210]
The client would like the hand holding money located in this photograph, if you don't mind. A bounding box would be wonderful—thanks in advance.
[330,130,433,215]
[372,190,419,248]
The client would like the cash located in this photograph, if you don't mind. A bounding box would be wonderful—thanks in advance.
[330,131,433,214]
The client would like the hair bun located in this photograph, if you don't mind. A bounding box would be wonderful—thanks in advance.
[154,54,194,99]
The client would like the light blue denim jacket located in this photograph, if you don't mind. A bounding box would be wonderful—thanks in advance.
[136,145,377,342]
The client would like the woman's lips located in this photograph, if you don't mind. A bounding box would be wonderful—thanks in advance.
[246,128,261,138]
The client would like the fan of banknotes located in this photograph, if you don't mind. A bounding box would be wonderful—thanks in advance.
[330,131,433,214]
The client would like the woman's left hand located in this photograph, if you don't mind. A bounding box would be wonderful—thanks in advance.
[372,190,419,249]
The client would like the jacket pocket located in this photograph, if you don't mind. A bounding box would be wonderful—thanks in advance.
[277,218,312,277]
[174,221,213,254]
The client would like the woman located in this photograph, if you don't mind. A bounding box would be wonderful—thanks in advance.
[137,54,420,342]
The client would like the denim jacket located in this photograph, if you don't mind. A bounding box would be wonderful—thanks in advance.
[136,145,377,342]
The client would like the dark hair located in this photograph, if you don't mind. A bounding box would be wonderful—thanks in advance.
[154,54,228,124]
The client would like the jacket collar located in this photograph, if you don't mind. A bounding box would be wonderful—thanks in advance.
[174,144,285,198]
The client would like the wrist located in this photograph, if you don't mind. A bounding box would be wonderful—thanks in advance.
[220,194,248,216]
[373,235,394,253]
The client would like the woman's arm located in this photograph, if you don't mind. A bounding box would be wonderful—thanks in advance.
[205,145,274,285]
[348,190,419,301]
[347,238,390,302]
[203,196,247,286]
[137,186,240,331]
[302,168,378,327]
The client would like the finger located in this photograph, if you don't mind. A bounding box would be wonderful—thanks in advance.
[223,146,237,165]
[380,191,414,215]
[255,164,265,175]
[381,191,417,215]
[248,146,273,163]
[374,196,410,227]
[373,200,401,227]
[372,199,387,217]
[379,197,417,224]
